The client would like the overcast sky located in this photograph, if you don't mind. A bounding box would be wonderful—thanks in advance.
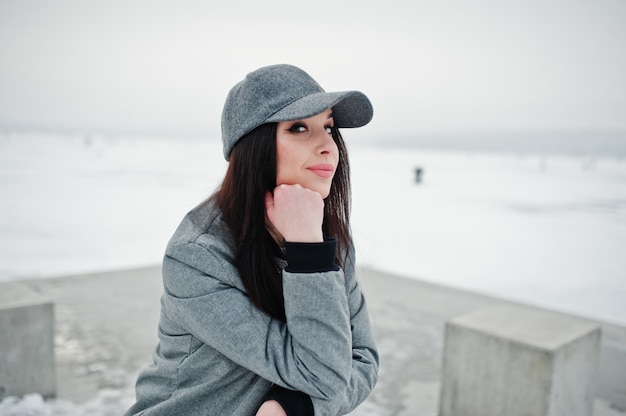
[1,0,624,140]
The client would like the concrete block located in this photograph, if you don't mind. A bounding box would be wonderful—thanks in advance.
[439,305,601,416]
[0,282,56,398]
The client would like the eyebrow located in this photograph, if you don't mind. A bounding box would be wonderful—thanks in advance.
[327,112,334,119]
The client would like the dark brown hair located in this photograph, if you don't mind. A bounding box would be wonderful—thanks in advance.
[214,122,351,321]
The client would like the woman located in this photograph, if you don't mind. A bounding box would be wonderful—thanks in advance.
[125,64,379,415]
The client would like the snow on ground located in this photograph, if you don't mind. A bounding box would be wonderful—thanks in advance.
[0,390,134,416]
[349,145,626,326]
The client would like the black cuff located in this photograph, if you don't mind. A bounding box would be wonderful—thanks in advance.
[284,239,339,273]
[261,384,314,416]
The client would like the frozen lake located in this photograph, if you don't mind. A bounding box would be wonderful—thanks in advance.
[1,131,625,327]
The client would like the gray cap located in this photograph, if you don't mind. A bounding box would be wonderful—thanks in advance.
[221,64,373,160]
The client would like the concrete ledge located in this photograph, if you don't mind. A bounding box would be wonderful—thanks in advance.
[0,282,56,399]
[439,305,601,416]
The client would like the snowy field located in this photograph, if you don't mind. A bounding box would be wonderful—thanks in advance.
[1,130,625,327]
[1,131,626,415]
[350,144,626,328]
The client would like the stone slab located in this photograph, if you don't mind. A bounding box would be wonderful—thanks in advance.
[439,305,601,416]
[0,283,56,399]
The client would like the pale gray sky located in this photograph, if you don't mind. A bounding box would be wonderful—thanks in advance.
[1,0,625,140]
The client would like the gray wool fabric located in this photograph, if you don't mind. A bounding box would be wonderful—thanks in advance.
[221,64,374,160]
[125,199,379,415]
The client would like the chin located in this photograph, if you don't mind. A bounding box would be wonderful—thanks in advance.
[304,181,332,199]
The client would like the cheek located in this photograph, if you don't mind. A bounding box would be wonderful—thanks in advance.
[275,141,297,183]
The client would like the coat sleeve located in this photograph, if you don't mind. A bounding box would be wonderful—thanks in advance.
[321,246,379,415]
[161,239,378,415]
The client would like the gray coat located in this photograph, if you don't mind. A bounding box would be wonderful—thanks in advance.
[126,199,379,415]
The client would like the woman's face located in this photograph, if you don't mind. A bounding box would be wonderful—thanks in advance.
[275,109,338,199]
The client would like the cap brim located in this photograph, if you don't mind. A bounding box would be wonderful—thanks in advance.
[265,91,373,128]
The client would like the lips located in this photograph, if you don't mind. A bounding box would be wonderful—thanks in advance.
[307,164,335,178]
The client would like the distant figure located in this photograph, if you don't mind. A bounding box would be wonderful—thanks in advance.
[124,65,379,416]
[415,167,424,183]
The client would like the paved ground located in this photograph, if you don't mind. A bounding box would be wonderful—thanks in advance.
[5,265,626,415]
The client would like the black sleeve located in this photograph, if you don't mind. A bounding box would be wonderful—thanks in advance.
[283,239,339,273]
[261,384,314,416]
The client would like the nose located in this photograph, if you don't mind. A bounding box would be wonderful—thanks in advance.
[317,128,336,155]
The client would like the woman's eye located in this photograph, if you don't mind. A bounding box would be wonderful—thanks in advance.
[325,126,333,134]
[289,124,307,133]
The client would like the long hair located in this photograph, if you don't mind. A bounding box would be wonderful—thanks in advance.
[214,122,352,321]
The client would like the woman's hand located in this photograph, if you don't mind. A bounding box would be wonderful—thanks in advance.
[255,400,287,416]
[265,184,324,243]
